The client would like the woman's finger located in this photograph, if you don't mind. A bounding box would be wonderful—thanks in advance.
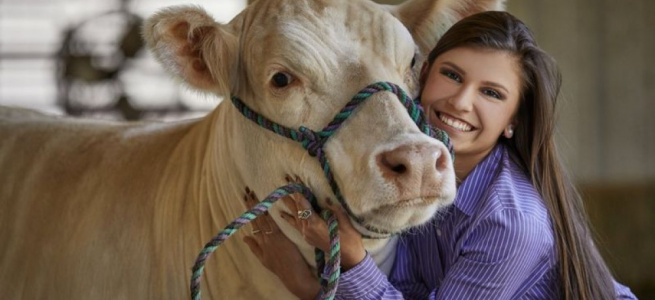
[244,187,256,209]
[248,189,278,235]
[294,196,323,227]
[280,211,301,231]
[245,188,268,234]
[294,175,305,185]
[282,193,316,225]
[324,198,351,226]
[243,236,263,259]
[281,195,297,212]
[332,205,350,223]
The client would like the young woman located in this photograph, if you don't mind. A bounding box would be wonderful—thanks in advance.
[243,11,637,300]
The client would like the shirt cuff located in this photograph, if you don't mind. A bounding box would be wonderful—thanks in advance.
[336,253,388,299]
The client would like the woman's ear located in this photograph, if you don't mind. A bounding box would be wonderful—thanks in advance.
[504,119,518,139]
[504,125,514,139]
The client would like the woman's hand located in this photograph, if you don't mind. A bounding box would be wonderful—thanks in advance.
[242,188,320,300]
[280,176,366,271]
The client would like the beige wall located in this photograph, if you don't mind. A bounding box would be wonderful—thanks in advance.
[509,0,655,184]
[510,1,654,296]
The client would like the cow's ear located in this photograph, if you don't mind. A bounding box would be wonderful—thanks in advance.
[389,0,506,55]
[143,6,239,96]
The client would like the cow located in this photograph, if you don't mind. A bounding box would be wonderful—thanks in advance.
[0,0,504,299]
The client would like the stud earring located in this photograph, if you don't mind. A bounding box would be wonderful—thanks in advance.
[506,127,514,139]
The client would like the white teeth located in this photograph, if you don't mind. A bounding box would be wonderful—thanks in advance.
[439,113,472,132]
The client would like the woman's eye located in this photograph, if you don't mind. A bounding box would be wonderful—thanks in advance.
[271,72,294,88]
[440,69,461,83]
[482,88,503,100]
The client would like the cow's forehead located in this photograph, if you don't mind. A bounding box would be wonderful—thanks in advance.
[240,0,415,83]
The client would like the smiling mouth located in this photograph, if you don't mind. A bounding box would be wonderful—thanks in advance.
[437,112,474,132]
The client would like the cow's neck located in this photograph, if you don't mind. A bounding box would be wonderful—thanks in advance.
[151,102,270,292]
[209,100,399,277]
[154,100,399,286]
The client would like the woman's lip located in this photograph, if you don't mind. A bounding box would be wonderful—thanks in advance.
[435,111,475,132]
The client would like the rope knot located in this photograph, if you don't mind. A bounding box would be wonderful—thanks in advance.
[299,126,326,157]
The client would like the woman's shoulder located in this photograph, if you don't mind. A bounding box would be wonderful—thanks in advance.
[477,146,551,228]
[465,158,556,258]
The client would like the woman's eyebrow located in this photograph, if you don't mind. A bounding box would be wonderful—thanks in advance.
[441,62,466,75]
[481,81,510,94]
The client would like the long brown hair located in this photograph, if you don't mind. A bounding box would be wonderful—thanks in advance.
[422,11,616,299]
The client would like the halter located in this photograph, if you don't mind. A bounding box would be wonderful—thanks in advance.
[190,81,454,300]
[231,81,454,237]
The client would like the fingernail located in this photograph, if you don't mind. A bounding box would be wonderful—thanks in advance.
[245,186,250,193]
[326,198,333,206]
[285,175,291,182]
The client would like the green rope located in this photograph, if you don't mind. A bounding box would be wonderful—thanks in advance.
[190,183,340,300]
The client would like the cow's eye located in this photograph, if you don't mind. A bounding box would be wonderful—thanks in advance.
[271,72,294,88]
[410,54,417,68]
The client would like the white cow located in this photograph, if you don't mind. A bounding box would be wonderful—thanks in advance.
[0,0,503,299]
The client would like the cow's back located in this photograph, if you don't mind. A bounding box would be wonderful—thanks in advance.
[0,106,197,299]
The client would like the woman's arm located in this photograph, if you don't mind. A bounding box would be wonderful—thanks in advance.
[336,207,558,300]
[432,208,555,299]
[245,191,560,299]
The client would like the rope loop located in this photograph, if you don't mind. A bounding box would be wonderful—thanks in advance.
[299,126,326,157]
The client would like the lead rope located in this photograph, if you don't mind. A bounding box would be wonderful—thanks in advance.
[190,183,340,300]
[190,82,453,300]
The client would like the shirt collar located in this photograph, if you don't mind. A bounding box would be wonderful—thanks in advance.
[453,143,505,216]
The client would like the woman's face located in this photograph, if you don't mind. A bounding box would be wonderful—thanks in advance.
[421,47,522,170]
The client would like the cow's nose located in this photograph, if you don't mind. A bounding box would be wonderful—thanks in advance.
[377,143,449,194]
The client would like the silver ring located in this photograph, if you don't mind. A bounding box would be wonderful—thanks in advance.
[264,231,273,235]
[297,209,312,220]
[252,230,261,235]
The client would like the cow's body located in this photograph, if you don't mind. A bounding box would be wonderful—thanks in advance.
[0,0,503,298]
[1,106,295,298]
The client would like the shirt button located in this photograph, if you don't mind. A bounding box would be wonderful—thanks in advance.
[436,228,442,236]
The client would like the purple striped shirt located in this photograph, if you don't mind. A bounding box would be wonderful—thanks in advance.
[335,143,637,299]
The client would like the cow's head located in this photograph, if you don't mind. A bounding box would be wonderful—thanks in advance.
[143,0,504,238]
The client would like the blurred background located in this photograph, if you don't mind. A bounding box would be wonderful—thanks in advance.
[1,0,653,297]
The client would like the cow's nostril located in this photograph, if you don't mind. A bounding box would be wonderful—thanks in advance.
[391,164,407,174]
[378,148,413,177]
[377,143,445,182]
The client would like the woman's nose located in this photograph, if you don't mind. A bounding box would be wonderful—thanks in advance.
[447,87,475,112]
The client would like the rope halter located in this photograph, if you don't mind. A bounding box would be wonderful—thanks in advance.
[190,81,454,300]
[231,81,454,237]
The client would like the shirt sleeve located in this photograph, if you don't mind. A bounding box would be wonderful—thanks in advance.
[435,208,553,299]
[334,253,404,300]
[335,208,553,300]
[614,280,638,299]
